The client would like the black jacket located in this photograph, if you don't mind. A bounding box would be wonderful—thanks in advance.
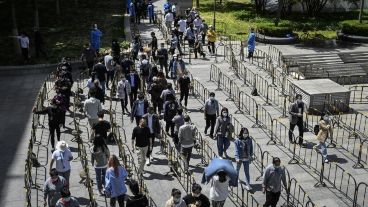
[126,73,141,90]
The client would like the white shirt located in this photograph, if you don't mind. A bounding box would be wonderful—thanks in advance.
[104,55,114,71]
[193,18,203,28]
[165,13,174,22]
[17,36,29,48]
[147,115,153,133]
[52,149,73,172]
[178,20,187,32]
[84,97,102,119]
[210,175,230,201]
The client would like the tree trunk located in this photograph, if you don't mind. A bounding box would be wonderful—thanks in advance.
[11,0,21,55]
[196,0,199,8]
[33,0,39,30]
[359,0,364,23]
[56,0,60,15]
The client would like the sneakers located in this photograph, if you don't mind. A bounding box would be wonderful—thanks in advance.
[224,151,229,159]
[313,145,318,152]
[324,159,329,163]
[146,158,151,166]
[245,185,252,191]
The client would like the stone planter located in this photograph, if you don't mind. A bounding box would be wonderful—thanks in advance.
[337,31,368,43]
[256,33,298,44]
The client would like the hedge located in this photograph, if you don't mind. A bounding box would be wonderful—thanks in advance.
[257,23,293,38]
[341,20,368,37]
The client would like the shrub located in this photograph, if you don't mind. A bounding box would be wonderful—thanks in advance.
[341,20,368,36]
[256,23,293,37]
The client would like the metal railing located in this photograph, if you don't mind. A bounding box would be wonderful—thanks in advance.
[349,85,368,104]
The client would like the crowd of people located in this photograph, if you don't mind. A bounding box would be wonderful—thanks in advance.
[32,1,336,207]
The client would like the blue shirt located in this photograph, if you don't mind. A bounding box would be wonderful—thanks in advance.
[148,4,154,17]
[247,32,256,52]
[105,166,128,198]
[137,101,145,116]
[129,3,135,17]
[130,74,135,87]
[90,29,102,50]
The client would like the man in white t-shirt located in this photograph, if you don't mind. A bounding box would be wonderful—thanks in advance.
[178,16,187,43]
[49,141,73,183]
[11,32,30,60]
[165,11,174,33]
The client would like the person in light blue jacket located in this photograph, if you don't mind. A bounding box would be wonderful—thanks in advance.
[247,28,256,59]
[105,155,128,207]
[234,127,253,191]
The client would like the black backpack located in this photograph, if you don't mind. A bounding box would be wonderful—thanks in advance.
[166,101,178,119]
[314,125,320,135]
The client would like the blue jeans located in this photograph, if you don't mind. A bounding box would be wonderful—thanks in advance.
[236,160,250,185]
[217,136,230,157]
[100,81,106,93]
[316,142,328,160]
[95,167,107,190]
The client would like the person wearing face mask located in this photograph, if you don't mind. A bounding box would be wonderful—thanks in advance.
[126,69,141,109]
[49,141,73,183]
[214,108,234,158]
[178,115,197,173]
[43,168,67,207]
[165,188,187,207]
[33,99,64,151]
[117,74,131,115]
[313,114,331,163]
[262,157,287,207]
[142,107,161,165]
[131,93,149,126]
[234,127,253,191]
[178,70,191,109]
[288,94,308,146]
[157,43,169,78]
[132,119,152,176]
[163,94,180,136]
[209,171,230,207]
[183,183,210,207]
[204,92,219,139]
[90,134,110,195]
[185,23,196,49]
[55,187,80,207]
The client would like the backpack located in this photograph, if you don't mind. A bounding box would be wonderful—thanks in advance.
[251,87,259,96]
[140,63,150,76]
[166,102,178,120]
[314,125,320,135]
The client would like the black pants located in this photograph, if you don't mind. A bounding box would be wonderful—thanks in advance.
[194,47,205,59]
[188,39,195,48]
[202,35,206,45]
[263,191,281,207]
[289,118,304,144]
[159,60,168,77]
[106,70,115,88]
[180,89,189,107]
[50,124,61,149]
[146,133,155,158]
[21,48,29,60]
[205,114,217,137]
[120,98,129,114]
[165,119,175,136]
[173,132,179,150]
[152,99,163,114]
[248,51,254,58]
[135,116,142,126]
[178,32,184,44]
[110,193,125,207]
[208,41,215,54]
[129,88,138,109]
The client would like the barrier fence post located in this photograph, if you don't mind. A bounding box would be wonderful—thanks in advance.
[280,95,288,118]
[263,85,272,106]
[252,104,262,128]
[267,119,276,145]
[288,133,299,164]
[226,80,234,101]
[314,155,326,187]
[216,72,222,91]
[234,91,243,114]
[353,139,366,169]
[242,66,249,87]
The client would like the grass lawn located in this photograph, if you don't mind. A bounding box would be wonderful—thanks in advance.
[196,0,367,40]
[0,0,126,66]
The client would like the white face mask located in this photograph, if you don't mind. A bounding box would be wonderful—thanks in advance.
[222,113,228,117]
[243,133,249,137]
[210,97,215,101]
[173,197,181,203]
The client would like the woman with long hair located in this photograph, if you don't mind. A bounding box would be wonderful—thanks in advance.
[214,107,234,158]
[104,155,128,207]
[234,127,253,191]
[91,134,110,195]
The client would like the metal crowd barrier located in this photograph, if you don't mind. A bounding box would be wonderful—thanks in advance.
[200,68,368,206]
[349,85,368,104]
